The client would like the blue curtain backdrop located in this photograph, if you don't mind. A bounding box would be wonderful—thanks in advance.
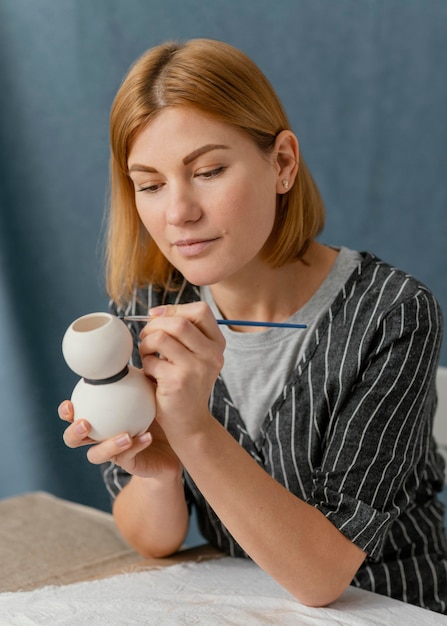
[1,0,446,515]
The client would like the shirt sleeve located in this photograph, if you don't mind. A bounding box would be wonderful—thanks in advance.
[101,287,195,503]
[99,297,146,501]
[307,287,443,560]
[101,461,132,500]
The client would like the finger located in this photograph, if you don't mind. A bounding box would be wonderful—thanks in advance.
[141,323,196,362]
[141,314,224,362]
[58,400,74,423]
[140,327,225,389]
[63,419,95,448]
[143,302,224,344]
[86,431,152,465]
[140,349,174,381]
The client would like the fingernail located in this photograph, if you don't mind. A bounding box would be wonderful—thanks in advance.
[116,434,131,447]
[138,432,151,444]
[60,402,70,418]
[74,421,87,436]
[149,306,166,317]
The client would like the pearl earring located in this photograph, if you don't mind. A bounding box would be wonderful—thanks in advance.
[282,179,289,190]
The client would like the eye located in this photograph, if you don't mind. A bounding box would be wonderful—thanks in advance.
[136,182,164,194]
[197,166,226,180]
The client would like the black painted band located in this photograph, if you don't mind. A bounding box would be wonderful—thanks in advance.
[83,365,129,386]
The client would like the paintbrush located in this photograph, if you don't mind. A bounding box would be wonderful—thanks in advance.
[120,315,306,329]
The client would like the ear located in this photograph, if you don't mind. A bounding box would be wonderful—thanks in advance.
[273,130,299,194]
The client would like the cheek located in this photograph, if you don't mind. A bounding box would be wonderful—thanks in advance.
[225,173,275,216]
[243,182,277,229]
[136,211,166,253]
[135,201,159,233]
[226,191,276,258]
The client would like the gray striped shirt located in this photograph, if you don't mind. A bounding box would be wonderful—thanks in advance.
[103,251,447,614]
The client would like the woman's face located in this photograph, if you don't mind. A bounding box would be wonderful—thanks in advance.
[127,107,281,287]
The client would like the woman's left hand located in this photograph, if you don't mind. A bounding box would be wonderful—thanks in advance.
[139,302,225,442]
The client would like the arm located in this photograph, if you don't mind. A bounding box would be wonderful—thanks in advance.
[138,302,366,606]
[59,406,189,557]
[139,289,442,606]
[173,416,366,606]
[113,472,189,558]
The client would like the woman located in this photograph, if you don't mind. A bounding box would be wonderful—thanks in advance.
[59,39,447,613]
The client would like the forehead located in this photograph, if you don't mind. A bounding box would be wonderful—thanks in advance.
[128,107,247,163]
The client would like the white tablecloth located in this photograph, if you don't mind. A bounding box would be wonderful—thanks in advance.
[0,557,445,625]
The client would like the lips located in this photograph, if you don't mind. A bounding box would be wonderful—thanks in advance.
[173,238,219,257]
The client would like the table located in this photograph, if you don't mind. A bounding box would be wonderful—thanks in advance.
[0,491,220,592]
[0,492,445,625]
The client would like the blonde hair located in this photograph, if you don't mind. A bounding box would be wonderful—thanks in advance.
[106,38,325,305]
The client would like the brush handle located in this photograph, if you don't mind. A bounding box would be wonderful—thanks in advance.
[120,315,306,329]
[217,319,306,328]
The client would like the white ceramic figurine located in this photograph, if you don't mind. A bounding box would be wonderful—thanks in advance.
[62,312,155,441]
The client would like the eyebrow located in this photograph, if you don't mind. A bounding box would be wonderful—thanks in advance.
[128,144,230,174]
[183,144,229,165]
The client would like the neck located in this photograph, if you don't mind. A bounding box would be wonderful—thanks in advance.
[208,242,338,330]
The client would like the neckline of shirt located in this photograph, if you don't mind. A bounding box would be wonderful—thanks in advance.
[200,247,359,350]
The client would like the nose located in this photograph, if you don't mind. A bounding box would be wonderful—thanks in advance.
[166,182,202,226]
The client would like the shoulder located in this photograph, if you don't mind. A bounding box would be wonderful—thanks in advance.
[316,251,444,368]
[346,251,442,322]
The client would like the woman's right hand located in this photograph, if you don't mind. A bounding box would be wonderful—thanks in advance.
[58,400,183,481]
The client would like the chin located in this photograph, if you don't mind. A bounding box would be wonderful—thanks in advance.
[179,269,224,288]
[183,276,217,288]
[172,262,220,286]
